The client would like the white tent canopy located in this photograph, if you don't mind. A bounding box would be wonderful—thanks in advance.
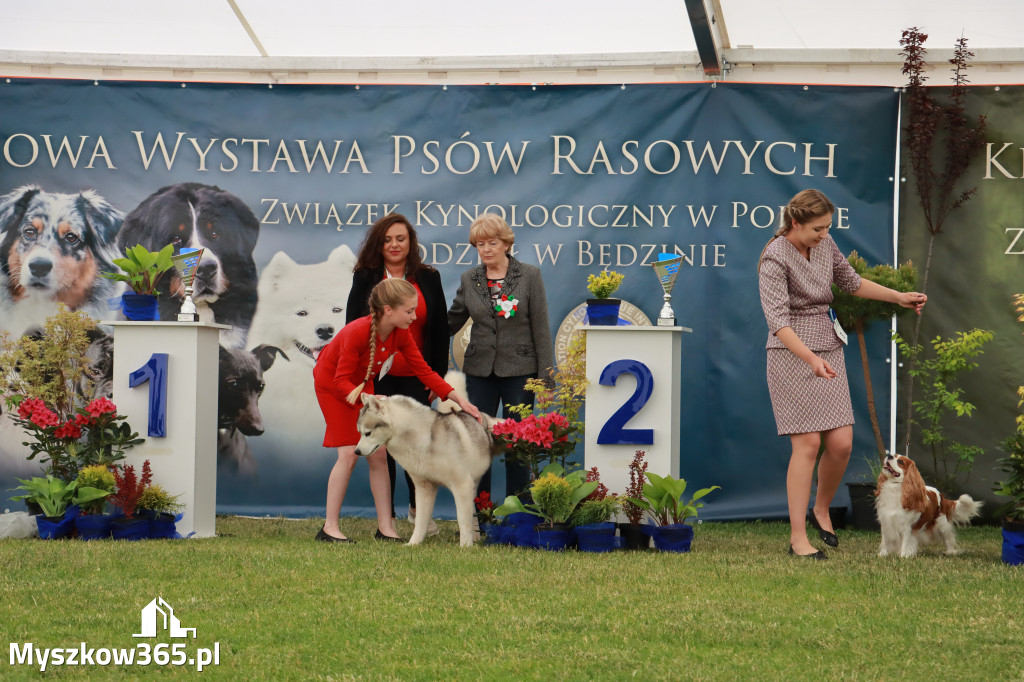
[2,0,1023,85]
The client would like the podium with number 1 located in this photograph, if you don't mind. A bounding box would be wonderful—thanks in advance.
[107,321,228,538]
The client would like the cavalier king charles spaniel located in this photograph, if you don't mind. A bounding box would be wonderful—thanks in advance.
[875,453,981,557]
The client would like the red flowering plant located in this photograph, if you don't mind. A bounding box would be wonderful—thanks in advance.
[474,490,495,525]
[109,460,154,519]
[491,411,578,488]
[5,395,144,481]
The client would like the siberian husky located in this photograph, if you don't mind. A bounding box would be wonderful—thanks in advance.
[355,374,503,546]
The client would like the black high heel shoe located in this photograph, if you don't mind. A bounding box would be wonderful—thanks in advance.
[315,525,355,543]
[374,529,406,542]
[807,512,839,547]
[789,545,828,560]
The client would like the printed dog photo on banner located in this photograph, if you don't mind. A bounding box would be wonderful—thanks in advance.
[244,244,357,476]
[0,185,124,337]
[117,183,261,350]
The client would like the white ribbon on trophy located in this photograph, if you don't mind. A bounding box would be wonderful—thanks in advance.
[170,247,205,322]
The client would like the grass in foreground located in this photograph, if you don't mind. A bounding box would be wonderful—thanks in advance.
[1,517,1021,681]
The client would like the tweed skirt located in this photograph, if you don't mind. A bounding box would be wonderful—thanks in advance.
[766,347,854,436]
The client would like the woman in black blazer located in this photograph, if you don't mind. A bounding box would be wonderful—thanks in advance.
[347,213,449,535]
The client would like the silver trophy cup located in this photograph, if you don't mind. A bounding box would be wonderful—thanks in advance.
[651,254,684,326]
[170,248,205,322]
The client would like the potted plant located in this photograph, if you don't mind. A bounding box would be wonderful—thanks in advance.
[619,450,650,550]
[893,328,993,495]
[9,475,109,539]
[586,269,625,325]
[494,463,598,550]
[846,456,882,531]
[137,483,184,539]
[473,491,504,545]
[627,472,719,552]
[5,395,144,482]
[569,467,621,553]
[101,243,175,321]
[109,460,154,541]
[491,411,578,490]
[73,464,116,540]
[994,429,1024,565]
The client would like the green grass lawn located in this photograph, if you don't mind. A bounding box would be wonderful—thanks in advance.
[1,516,1021,681]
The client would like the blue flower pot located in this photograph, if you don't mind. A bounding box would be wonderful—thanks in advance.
[36,515,73,539]
[505,512,540,548]
[75,514,112,540]
[1002,520,1024,566]
[110,517,149,541]
[536,524,573,551]
[574,522,617,553]
[122,293,159,321]
[148,512,180,540]
[586,298,621,326]
[650,523,694,553]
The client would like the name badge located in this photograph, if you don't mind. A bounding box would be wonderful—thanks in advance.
[378,353,395,380]
[829,309,848,345]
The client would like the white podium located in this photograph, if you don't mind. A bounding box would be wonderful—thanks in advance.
[583,325,690,499]
[107,321,228,538]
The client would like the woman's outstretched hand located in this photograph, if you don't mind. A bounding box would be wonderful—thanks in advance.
[450,392,482,421]
[896,291,927,315]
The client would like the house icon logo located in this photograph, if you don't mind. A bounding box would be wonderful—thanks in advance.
[133,597,197,638]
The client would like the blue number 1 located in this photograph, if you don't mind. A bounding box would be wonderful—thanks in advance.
[129,353,168,438]
[596,359,654,445]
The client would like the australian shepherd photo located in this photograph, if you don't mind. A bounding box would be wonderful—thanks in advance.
[875,453,982,557]
[117,183,261,348]
[0,184,123,335]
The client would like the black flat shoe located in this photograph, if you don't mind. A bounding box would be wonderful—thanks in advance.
[789,545,828,560]
[374,529,406,542]
[316,526,355,543]
[807,512,839,547]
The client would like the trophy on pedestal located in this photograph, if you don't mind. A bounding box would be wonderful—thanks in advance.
[170,247,205,322]
[651,253,684,327]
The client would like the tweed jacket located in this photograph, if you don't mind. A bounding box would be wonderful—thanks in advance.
[759,234,862,352]
[447,256,553,378]
[346,267,449,375]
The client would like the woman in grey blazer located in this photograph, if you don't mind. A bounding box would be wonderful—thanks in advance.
[448,213,553,498]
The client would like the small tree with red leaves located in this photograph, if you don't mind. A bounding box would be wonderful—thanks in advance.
[109,460,153,519]
[621,450,649,526]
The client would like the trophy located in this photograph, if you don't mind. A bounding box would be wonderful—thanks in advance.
[651,253,684,327]
[170,247,205,322]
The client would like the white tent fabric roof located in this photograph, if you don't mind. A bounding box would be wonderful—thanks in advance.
[1,0,1021,57]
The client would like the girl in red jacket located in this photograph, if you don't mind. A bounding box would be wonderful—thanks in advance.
[313,278,479,542]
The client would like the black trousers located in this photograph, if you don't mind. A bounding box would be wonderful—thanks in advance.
[374,373,430,516]
[466,372,535,499]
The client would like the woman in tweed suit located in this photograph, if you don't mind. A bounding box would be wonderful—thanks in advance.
[758,189,926,559]
[448,213,553,499]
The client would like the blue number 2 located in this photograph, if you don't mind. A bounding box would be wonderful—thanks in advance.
[129,353,168,438]
[596,359,654,445]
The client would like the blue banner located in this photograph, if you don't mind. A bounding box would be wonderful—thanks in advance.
[0,79,898,519]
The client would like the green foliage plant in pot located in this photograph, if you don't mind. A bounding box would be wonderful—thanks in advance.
[627,472,720,552]
[9,474,109,539]
[585,269,625,326]
[494,463,598,550]
[994,425,1024,565]
[831,252,917,462]
[101,243,175,321]
[137,483,184,539]
[0,304,97,427]
[569,467,621,553]
[893,328,993,495]
[73,464,116,540]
